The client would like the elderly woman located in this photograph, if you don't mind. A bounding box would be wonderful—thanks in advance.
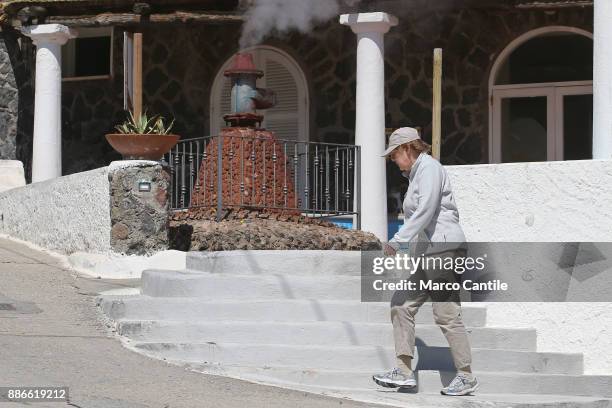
[371,127,479,396]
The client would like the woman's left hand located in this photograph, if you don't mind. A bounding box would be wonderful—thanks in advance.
[384,243,397,256]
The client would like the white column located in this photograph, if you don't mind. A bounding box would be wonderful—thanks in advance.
[594,0,612,159]
[21,24,75,183]
[340,12,398,241]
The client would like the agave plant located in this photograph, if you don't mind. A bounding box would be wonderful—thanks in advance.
[115,111,175,135]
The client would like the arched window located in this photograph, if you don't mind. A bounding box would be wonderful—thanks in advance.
[210,46,309,142]
[489,27,593,163]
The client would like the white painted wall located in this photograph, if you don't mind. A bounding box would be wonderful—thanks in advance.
[0,160,26,193]
[447,159,612,374]
[0,166,111,253]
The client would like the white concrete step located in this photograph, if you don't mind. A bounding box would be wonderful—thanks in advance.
[98,296,488,327]
[417,370,612,398]
[129,342,583,375]
[182,364,612,398]
[186,250,363,276]
[117,320,536,351]
[141,269,363,299]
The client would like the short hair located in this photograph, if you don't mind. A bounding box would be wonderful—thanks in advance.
[400,139,431,154]
[387,139,432,160]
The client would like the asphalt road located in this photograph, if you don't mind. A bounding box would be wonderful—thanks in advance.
[0,237,386,408]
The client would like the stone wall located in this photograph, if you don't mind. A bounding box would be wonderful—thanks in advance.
[5,5,593,181]
[383,5,592,166]
[109,161,171,255]
[0,31,18,159]
[0,160,25,193]
[0,29,34,167]
[61,32,124,176]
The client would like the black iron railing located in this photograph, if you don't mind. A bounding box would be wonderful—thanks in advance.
[164,135,361,227]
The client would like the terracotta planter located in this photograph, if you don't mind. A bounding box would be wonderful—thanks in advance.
[105,133,180,160]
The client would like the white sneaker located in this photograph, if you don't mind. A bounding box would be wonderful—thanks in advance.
[372,368,417,388]
[440,373,479,396]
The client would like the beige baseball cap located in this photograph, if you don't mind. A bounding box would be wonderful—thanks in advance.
[381,127,421,157]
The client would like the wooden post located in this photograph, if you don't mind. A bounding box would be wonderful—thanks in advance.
[133,32,143,119]
[123,32,133,111]
[432,48,443,161]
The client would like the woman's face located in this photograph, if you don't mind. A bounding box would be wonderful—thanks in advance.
[390,146,414,172]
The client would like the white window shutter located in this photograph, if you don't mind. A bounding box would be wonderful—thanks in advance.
[263,58,300,142]
[217,77,232,132]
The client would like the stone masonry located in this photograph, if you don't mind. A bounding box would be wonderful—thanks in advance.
[0,28,34,164]
[108,161,170,255]
[0,31,18,159]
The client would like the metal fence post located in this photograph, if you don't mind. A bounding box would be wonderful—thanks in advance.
[167,137,361,222]
[216,134,223,222]
[355,146,361,230]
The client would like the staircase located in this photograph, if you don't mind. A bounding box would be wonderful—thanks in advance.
[97,251,612,406]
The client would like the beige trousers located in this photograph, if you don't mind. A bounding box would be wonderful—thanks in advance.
[390,249,472,370]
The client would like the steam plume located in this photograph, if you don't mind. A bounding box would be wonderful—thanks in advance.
[239,0,360,49]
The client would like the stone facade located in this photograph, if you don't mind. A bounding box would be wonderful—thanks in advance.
[109,161,171,255]
[382,6,592,166]
[0,5,593,185]
[61,32,125,176]
[0,32,18,159]
[0,29,34,166]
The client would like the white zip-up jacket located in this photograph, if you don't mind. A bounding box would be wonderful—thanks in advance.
[389,153,467,254]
